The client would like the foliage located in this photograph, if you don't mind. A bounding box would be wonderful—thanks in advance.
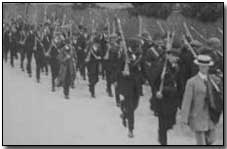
[181,3,223,22]
[129,3,174,20]
[71,3,97,11]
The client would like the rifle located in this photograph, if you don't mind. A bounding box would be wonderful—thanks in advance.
[104,18,111,60]
[183,22,193,41]
[218,27,223,35]
[138,15,143,36]
[85,19,97,62]
[44,5,47,23]
[190,25,207,42]
[156,20,165,35]
[62,14,66,26]
[156,31,175,99]
[112,19,116,36]
[182,34,197,58]
[116,17,130,76]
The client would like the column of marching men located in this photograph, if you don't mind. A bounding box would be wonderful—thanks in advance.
[3,15,223,145]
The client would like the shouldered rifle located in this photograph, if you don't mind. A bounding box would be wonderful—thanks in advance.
[182,34,197,58]
[116,17,130,76]
[218,27,223,35]
[190,25,207,42]
[104,18,111,60]
[138,15,143,36]
[156,20,165,35]
[85,19,98,62]
[183,22,193,42]
[156,31,175,99]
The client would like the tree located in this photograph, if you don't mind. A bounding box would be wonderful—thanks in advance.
[128,3,174,19]
[71,3,97,11]
[181,3,223,22]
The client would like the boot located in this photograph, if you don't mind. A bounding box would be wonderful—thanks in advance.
[52,86,55,92]
[120,113,126,127]
[128,130,134,138]
[65,95,69,99]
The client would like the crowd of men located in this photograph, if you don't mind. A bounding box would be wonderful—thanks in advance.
[3,13,223,145]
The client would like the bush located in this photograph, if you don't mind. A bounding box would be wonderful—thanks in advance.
[129,3,174,20]
[181,3,223,22]
[71,3,97,11]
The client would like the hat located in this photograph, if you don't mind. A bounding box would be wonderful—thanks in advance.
[139,32,152,41]
[64,44,70,51]
[78,25,83,30]
[194,54,214,66]
[207,37,221,48]
[166,48,180,56]
[191,40,203,47]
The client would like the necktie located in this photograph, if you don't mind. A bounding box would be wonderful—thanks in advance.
[204,78,215,109]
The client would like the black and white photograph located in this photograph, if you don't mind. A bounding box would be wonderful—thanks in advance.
[2,2,224,145]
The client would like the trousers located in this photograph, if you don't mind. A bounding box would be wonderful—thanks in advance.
[195,129,216,145]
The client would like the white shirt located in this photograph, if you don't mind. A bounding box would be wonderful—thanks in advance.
[198,72,208,81]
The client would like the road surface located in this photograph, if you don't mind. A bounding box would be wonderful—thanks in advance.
[3,59,223,145]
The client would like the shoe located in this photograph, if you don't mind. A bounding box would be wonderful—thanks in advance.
[37,79,40,83]
[120,113,126,127]
[65,95,69,99]
[108,92,113,97]
[116,102,120,107]
[128,130,134,138]
[29,73,32,78]
[52,87,55,92]
[91,94,96,98]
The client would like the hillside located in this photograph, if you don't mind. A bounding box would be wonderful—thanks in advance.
[3,3,223,46]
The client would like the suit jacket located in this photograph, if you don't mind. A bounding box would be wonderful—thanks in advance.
[181,74,215,131]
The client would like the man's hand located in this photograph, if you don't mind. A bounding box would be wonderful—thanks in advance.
[122,70,130,76]
[156,91,163,99]
[96,56,101,60]
[33,46,37,51]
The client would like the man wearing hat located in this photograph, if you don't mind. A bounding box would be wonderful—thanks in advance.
[150,48,181,145]
[25,26,36,77]
[42,27,52,76]
[56,44,75,99]
[180,54,218,145]
[86,42,101,98]
[47,37,61,92]
[33,29,45,83]
[76,26,88,80]
[9,24,18,68]
[103,35,120,98]
[3,23,10,63]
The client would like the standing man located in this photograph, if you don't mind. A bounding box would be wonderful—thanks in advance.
[180,54,220,145]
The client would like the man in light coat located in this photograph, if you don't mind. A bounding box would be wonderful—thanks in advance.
[180,54,218,145]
